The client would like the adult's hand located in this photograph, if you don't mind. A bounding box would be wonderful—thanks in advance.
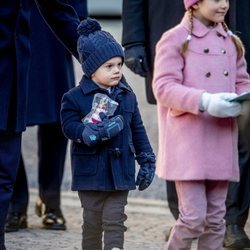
[124,44,149,77]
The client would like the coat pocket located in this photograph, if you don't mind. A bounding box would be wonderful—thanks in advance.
[71,145,99,175]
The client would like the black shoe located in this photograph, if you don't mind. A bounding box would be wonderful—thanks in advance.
[35,197,66,230]
[4,212,28,232]
[223,224,250,248]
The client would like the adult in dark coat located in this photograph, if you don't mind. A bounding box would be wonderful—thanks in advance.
[122,0,184,221]
[0,1,80,249]
[4,0,87,232]
[223,0,250,248]
[122,0,250,248]
[122,0,185,104]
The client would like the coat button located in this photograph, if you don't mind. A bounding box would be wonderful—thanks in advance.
[205,72,211,78]
[217,32,222,37]
[203,48,209,53]
[221,49,226,54]
[223,71,229,76]
[113,148,121,157]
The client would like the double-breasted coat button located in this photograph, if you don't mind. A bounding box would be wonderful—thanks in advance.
[113,148,121,157]
[223,71,229,76]
[204,48,209,53]
[221,49,226,54]
[205,72,211,77]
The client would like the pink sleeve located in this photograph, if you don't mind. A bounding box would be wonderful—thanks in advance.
[152,31,204,115]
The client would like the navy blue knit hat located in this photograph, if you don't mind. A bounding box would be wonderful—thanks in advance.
[77,18,124,77]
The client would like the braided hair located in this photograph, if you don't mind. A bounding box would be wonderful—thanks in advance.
[181,9,245,58]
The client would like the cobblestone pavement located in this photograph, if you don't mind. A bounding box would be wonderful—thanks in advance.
[5,190,172,250]
[5,190,250,250]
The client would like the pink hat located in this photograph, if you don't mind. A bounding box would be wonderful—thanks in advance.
[184,0,199,9]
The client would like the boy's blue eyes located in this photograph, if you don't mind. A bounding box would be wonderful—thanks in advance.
[105,63,122,69]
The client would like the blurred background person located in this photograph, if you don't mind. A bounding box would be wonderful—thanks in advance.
[0,1,80,249]
[4,0,87,232]
[224,0,250,248]
[122,0,184,223]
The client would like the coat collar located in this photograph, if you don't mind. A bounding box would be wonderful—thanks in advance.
[79,75,131,95]
[181,12,228,38]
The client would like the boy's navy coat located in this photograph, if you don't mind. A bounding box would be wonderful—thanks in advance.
[61,77,153,191]
[0,0,79,132]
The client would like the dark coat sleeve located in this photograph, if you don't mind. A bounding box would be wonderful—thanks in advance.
[122,0,146,46]
[35,0,80,59]
[61,89,86,143]
[235,0,250,72]
[71,0,88,20]
[131,98,153,155]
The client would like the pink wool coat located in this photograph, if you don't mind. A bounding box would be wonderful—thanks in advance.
[153,13,250,182]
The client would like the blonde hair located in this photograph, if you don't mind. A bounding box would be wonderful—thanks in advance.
[180,9,193,55]
[221,22,245,58]
[181,9,245,58]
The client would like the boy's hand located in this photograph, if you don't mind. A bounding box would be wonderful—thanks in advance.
[99,115,124,140]
[82,115,124,146]
[136,162,155,191]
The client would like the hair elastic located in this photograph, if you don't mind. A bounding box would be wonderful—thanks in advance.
[227,30,233,36]
[186,34,192,41]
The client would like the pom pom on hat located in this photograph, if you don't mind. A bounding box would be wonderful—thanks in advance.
[184,0,200,10]
[77,18,124,77]
[77,18,101,36]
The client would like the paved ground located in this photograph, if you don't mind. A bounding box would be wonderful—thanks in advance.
[5,190,250,250]
[5,190,172,250]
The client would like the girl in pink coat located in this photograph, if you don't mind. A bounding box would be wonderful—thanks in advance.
[153,0,250,249]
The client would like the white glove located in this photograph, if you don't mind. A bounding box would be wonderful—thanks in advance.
[200,92,242,118]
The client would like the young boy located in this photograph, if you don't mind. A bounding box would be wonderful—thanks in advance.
[60,18,155,250]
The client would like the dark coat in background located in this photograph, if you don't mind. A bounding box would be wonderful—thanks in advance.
[61,77,154,191]
[225,0,250,231]
[0,0,80,243]
[27,1,87,125]
[0,0,79,132]
[7,0,88,216]
[227,0,250,72]
[122,0,185,104]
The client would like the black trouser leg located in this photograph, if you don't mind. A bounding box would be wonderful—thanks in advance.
[0,232,5,250]
[103,191,128,250]
[37,123,67,210]
[82,209,103,250]
[0,131,21,242]
[225,138,250,227]
[8,154,29,214]
[166,180,179,220]
[78,191,128,250]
